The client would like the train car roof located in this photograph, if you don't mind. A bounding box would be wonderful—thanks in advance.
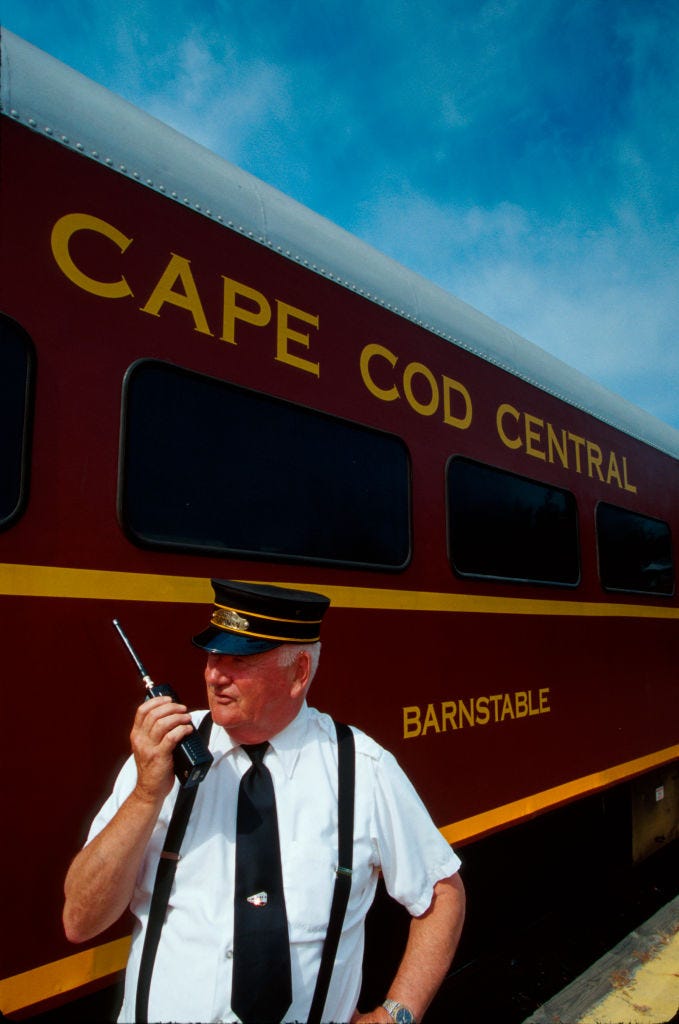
[2,26,678,460]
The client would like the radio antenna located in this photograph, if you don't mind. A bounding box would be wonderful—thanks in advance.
[112,618,153,689]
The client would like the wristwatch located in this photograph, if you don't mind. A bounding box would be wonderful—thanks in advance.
[383,998,417,1023]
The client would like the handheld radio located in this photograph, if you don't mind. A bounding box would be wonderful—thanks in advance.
[112,618,213,788]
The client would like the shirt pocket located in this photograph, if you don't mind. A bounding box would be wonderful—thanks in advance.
[283,840,336,938]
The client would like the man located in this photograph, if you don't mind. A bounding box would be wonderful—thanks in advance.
[64,580,465,1023]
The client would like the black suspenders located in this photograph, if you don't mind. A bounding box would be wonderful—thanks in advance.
[135,718,355,1024]
[135,711,214,1023]
[307,720,355,1024]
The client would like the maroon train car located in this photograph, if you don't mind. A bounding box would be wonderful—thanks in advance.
[1,28,677,1018]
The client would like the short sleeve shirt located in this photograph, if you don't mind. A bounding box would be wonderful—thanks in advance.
[87,702,461,1023]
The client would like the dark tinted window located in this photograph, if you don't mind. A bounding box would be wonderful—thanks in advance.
[120,360,411,569]
[597,503,674,595]
[0,314,35,529]
[447,457,579,585]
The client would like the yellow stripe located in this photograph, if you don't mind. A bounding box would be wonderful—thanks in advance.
[440,743,679,845]
[211,605,322,641]
[214,601,324,626]
[0,935,131,1015]
[4,744,678,1013]
[1,562,678,619]
[0,562,212,602]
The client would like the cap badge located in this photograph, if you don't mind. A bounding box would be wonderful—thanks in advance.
[212,607,250,632]
[247,891,268,907]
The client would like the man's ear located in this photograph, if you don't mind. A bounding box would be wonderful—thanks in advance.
[289,649,312,698]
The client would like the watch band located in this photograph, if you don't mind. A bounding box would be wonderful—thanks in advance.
[382,998,417,1023]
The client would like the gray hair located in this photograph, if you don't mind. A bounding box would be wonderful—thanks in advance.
[277,641,321,686]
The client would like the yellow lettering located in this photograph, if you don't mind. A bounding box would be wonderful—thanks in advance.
[403,689,551,739]
[568,432,586,473]
[497,403,522,450]
[606,452,622,488]
[515,692,528,718]
[497,403,639,495]
[525,414,546,460]
[500,693,515,720]
[623,457,637,494]
[458,698,475,729]
[141,254,213,335]
[547,423,569,469]
[587,441,604,482]
[360,343,400,402]
[475,696,490,725]
[403,706,422,739]
[403,362,439,416]
[442,376,472,429]
[360,345,473,429]
[275,301,320,376]
[488,694,503,721]
[441,701,457,731]
[221,276,271,345]
[51,213,133,299]
[421,703,441,735]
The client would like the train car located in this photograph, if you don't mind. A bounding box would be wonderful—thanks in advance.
[1,27,677,1019]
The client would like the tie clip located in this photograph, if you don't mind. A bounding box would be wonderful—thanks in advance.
[247,891,268,907]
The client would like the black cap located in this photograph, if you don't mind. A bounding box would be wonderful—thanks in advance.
[192,579,331,655]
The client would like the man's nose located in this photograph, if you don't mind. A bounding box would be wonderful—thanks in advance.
[206,656,230,684]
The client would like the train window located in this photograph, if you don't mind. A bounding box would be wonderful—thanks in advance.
[447,457,580,585]
[0,314,35,530]
[596,503,674,596]
[119,359,411,569]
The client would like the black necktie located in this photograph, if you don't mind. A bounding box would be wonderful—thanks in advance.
[232,742,292,1024]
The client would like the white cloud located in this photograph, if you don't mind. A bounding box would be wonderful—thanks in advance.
[4,0,676,430]
[354,189,679,428]
[144,36,294,162]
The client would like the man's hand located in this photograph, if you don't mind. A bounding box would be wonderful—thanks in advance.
[351,873,465,1024]
[63,696,194,944]
[130,695,194,801]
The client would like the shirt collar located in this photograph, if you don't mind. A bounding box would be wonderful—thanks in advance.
[208,702,310,779]
[268,701,310,778]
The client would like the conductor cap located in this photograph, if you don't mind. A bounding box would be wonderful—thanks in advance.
[192,579,331,655]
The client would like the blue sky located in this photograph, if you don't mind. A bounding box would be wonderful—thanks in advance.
[4,0,679,430]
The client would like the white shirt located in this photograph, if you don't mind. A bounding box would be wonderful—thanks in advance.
[87,702,461,1023]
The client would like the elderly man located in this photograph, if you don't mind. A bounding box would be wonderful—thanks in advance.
[64,580,465,1023]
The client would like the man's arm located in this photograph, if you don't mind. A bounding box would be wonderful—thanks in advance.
[62,696,194,943]
[351,872,466,1023]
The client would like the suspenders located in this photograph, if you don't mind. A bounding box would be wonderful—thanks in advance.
[308,721,355,1024]
[135,718,356,1024]
[135,711,214,1023]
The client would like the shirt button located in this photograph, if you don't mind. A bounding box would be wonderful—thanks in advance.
[225,949,234,959]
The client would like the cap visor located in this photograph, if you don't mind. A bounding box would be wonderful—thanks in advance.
[192,626,282,655]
